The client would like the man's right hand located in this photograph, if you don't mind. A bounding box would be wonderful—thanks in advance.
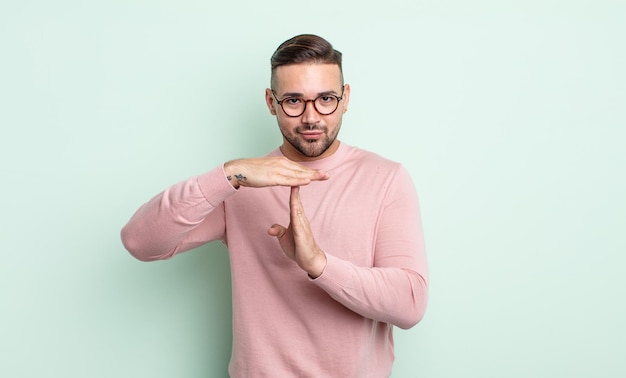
[224,157,330,189]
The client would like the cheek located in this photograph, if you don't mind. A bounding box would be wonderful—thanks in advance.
[277,118,297,133]
[327,115,342,130]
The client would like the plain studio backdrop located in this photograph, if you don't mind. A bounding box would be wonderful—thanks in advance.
[1,1,624,377]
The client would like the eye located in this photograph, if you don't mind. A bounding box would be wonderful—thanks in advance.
[318,96,334,104]
[285,97,303,105]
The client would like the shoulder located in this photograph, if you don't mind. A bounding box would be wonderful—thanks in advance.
[342,143,404,172]
[334,144,416,191]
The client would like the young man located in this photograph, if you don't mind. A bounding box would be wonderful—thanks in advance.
[121,34,428,377]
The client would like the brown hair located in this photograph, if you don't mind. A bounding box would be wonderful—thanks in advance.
[270,34,343,86]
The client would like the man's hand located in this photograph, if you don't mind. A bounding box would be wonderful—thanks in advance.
[224,157,330,189]
[267,186,327,278]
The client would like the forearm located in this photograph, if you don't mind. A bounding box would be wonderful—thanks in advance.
[312,254,428,329]
[311,164,429,328]
[121,166,235,261]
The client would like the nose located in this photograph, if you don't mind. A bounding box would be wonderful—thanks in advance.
[301,100,321,125]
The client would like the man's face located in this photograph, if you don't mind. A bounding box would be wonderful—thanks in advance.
[266,63,350,161]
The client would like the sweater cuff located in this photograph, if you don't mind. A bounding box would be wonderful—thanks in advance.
[310,253,353,293]
[196,164,238,207]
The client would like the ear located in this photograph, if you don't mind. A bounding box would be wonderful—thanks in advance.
[341,84,351,113]
[265,88,277,115]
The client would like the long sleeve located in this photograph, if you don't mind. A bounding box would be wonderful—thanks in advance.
[311,164,429,329]
[120,166,236,261]
[119,144,429,377]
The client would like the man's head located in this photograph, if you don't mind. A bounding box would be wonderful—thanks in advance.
[270,34,343,89]
[266,34,350,161]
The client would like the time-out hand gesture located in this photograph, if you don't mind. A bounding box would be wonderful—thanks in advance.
[224,157,329,189]
[267,186,327,278]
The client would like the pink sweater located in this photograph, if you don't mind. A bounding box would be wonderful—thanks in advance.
[121,142,429,377]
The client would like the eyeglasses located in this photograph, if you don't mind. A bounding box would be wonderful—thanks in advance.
[271,87,344,117]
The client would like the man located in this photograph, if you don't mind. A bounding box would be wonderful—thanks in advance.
[121,34,428,377]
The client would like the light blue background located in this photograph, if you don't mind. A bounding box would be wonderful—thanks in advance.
[1,1,624,377]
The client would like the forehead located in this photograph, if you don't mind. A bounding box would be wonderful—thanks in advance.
[272,63,342,94]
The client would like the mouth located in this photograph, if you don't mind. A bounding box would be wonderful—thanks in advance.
[300,130,324,140]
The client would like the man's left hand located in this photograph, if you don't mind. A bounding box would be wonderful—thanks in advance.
[267,186,327,278]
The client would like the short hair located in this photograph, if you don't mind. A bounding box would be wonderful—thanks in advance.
[270,34,343,87]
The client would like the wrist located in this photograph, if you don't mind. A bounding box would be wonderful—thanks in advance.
[224,160,247,189]
[306,251,327,279]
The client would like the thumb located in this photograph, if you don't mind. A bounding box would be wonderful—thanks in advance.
[267,224,287,238]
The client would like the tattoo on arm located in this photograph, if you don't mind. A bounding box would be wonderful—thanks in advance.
[227,173,247,182]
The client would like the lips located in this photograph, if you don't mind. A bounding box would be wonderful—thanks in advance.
[300,131,324,140]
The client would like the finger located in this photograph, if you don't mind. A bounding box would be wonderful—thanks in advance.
[289,186,310,236]
[277,170,329,186]
[267,224,286,238]
[294,167,330,181]
[303,169,330,181]
[281,160,330,179]
[290,186,302,219]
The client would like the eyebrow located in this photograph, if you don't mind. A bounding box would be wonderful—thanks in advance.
[280,90,340,98]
